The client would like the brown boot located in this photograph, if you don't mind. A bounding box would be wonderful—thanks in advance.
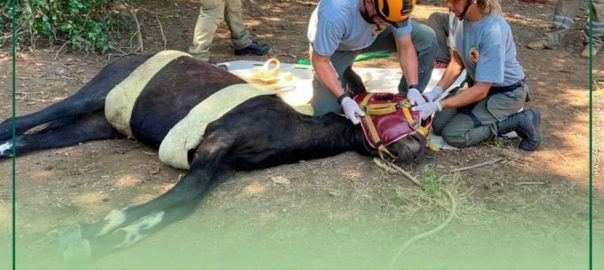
[580,45,599,58]
[527,40,548,50]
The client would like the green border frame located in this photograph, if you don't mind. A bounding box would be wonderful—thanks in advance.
[5,1,599,269]
[588,1,594,270]
[11,0,17,269]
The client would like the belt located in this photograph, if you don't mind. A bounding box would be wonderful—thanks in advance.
[487,80,524,96]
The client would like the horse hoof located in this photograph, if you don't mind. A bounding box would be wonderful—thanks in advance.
[58,224,83,251]
[0,140,13,158]
[62,239,92,263]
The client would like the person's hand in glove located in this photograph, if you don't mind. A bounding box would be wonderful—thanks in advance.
[340,95,365,125]
[411,100,442,120]
[406,87,426,105]
[423,86,443,102]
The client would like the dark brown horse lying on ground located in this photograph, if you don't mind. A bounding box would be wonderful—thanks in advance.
[0,51,427,262]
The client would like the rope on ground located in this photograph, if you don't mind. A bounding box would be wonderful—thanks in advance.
[449,158,503,173]
[388,187,457,270]
[372,159,457,270]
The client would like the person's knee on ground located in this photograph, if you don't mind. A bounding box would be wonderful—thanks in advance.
[431,109,457,136]
[439,125,476,148]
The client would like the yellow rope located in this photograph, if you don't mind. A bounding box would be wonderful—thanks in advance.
[242,58,294,91]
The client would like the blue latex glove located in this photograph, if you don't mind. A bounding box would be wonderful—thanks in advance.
[423,86,443,102]
[411,100,442,120]
[341,96,365,125]
[407,88,426,105]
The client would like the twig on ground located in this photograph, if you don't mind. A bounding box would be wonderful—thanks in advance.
[514,181,545,186]
[554,149,569,162]
[450,158,503,173]
[372,158,421,187]
[53,42,70,60]
[128,6,144,53]
[155,14,167,50]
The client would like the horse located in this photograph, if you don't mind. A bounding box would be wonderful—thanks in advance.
[0,51,429,261]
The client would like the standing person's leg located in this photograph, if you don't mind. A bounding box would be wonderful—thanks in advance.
[224,0,252,49]
[188,0,226,61]
[362,21,437,93]
[310,50,358,115]
[225,0,270,55]
[581,0,604,57]
[425,12,451,64]
[528,0,580,49]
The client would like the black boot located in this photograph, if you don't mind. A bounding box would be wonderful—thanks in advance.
[495,109,541,151]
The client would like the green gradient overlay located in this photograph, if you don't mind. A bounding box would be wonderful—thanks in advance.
[13,183,592,270]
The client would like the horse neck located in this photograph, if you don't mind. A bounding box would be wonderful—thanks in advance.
[305,113,368,155]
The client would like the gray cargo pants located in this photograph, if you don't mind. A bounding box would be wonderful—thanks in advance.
[311,20,437,116]
[432,82,529,148]
[425,12,451,63]
[541,0,604,49]
[188,0,253,61]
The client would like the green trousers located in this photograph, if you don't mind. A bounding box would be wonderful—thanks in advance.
[432,82,528,148]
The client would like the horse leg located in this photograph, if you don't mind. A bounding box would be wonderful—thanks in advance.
[62,202,199,262]
[0,56,148,141]
[60,131,236,260]
[0,112,121,158]
[344,66,367,96]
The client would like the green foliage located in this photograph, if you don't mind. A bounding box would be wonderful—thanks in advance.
[1,0,135,53]
[423,165,440,195]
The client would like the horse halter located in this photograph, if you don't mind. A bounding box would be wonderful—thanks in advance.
[355,93,432,162]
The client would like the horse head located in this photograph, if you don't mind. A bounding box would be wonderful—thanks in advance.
[354,92,431,164]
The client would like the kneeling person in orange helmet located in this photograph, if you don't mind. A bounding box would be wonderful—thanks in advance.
[307,0,438,124]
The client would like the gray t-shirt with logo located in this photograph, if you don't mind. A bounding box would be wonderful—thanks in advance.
[449,13,524,87]
[307,0,412,56]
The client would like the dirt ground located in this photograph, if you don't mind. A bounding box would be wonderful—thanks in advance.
[0,0,603,269]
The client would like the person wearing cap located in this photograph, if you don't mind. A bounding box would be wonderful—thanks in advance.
[307,0,438,124]
[411,0,542,151]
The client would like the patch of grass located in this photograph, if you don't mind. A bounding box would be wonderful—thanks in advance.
[487,137,516,149]
[422,165,440,195]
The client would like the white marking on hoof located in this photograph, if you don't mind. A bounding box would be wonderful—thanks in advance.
[0,141,12,156]
[113,211,165,249]
[96,208,127,237]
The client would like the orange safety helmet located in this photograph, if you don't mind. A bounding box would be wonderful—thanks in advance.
[373,0,416,24]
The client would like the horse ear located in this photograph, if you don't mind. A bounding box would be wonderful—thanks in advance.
[343,66,367,96]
